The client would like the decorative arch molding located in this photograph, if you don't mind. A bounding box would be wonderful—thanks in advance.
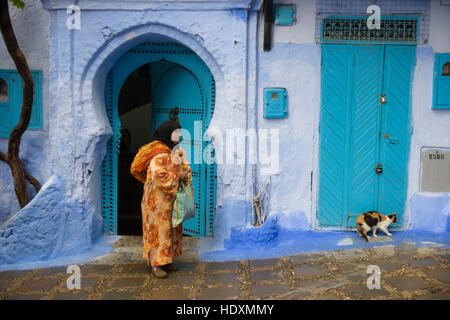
[79,23,225,118]
[73,23,226,237]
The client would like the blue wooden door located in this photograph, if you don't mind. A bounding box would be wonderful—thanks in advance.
[151,61,208,236]
[348,46,385,225]
[317,45,354,227]
[318,44,415,229]
[102,42,217,236]
[378,46,415,227]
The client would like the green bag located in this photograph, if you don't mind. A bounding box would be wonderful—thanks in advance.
[172,181,195,228]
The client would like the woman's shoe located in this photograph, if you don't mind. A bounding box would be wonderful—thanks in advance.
[162,263,178,272]
[152,267,168,278]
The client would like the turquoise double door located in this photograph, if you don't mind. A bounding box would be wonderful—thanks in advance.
[318,44,416,229]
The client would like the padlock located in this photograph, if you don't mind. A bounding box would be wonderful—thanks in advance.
[376,163,383,174]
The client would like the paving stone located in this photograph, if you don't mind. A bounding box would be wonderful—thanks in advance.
[176,250,199,263]
[148,287,191,300]
[80,264,113,274]
[415,293,450,300]
[386,276,431,291]
[294,265,330,279]
[36,266,68,277]
[204,273,239,286]
[310,279,348,291]
[395,242,417,256]
[52,291,90,300]
[427,269,450,284]
[81,276,101,288]
[372,245,396,258]
[16,278,59,292]
[437,254,450,262]
[434,249,450,257]
[249,258,283,270]
[0,280,16,292]
[340,270,367,283]
[416,247,438,255]
[343,283,390,299]
[393,255,413,265]
[111,276,146,288]
[205,261,239,273]
[250,269,284,283]
[408,258,440,268]
[0,269,33,280]
[332,249,368,262]
[200,286,240,300]
[102,289,142,300]
[4,294,45,300]
[287,253,327,265]
[377,260,403,273]
[175,262,198,273]
[337,262,368,274]
[153,273,195,287]
[252,283,290,298]
[367,236,393,243]
[274,288,316,300]
[311,294,341,300]
[418,242,446,249]
[119,264,151,274]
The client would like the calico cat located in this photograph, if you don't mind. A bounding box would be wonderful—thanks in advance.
[356,211,397,242]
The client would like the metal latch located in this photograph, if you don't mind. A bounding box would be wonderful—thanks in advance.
[376,163,383,174]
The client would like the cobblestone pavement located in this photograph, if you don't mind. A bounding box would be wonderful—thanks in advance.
[0,239,449,300]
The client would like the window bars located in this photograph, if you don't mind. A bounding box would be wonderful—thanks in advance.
[315,0,430,45]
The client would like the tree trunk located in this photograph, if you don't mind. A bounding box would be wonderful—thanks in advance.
[0,0,40,208]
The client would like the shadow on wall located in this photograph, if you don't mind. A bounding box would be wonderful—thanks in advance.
[224,216,280,250]
[223,212,311,251]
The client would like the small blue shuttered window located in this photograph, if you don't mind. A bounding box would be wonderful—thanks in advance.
[433,53,450,110]
[0,69,42,138]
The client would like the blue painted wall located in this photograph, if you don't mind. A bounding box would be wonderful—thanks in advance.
[0,0,51,224]
[0,0,448,267]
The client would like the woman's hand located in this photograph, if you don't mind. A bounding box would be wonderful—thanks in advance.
[174,148,189,179]
[173,148,188,165]
[178,168,187,180]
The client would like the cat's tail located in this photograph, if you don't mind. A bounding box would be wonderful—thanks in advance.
[357,223,369,242]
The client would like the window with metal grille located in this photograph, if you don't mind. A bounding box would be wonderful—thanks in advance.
[316,0,430,45]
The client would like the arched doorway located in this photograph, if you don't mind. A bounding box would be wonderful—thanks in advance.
[101,41,217,237]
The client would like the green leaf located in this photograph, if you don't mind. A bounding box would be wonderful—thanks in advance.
[9,0,25,9]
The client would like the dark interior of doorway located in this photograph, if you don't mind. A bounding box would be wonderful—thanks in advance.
[117,63,152,235]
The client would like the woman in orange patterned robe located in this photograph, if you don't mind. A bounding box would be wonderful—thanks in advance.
[130,118,192,278]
